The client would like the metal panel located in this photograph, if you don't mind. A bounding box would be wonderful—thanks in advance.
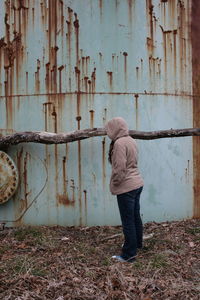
[0,0,194,226]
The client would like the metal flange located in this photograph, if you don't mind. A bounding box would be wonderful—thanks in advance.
[0,151,19,204]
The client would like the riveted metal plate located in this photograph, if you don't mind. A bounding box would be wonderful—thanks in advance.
[0,151,19,204]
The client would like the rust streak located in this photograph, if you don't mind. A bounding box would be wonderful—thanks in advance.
[73,13,79,67]
[102,138,106,188]
[146,0,154,56]
[136,67,139,80]
[57,156,75,206]
[107,71,113,89]
[89,110,94,128]
[128,0,133,24]
[58,65,64,93]
[192,0,200,218]
[99,0,103,19]
[91,68,96,93]
[23,152,28,208]
[84,76,89,93]
[135,94,139,129]
[83,190,87,224]
[123,52,128,86]
[51,105,57,133]
[63,156,67,197]
[57,194,75,206]
[76,113,82,224]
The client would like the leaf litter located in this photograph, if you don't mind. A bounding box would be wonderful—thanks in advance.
[0,219,199,299]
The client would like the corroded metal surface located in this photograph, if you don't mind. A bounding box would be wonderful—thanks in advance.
[191,0,200,218]
[0,151,18,204]
[0,0,196,225]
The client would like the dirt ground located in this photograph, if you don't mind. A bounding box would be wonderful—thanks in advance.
[0,219,200,300]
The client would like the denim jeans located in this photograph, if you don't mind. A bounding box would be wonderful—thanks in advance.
[117,186,143,260]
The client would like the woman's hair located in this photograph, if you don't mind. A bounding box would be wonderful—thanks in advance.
[108,140,115,164]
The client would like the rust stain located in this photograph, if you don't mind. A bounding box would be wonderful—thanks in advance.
[62,156,67,195]
[123,52,128,84]
[112,54,115,67]
[32,7,35,24]
[2,0,28,128]
[51,105,57,133]
[178,0,186,82]
[45,62,50,93]
[103,108,107,125]
[57,194,74,206]
[58,65,64,93]
[134,94,139,129]
[75,67,81,92]
[84,76,89,93]
[76,115,82,129]
[123,52,128,71]
[2,32,22,128]
[173,30,177,79]
[66,6,73,78]
[16,148,23,184]
[26,71,28,93]
[23,151,29,208]
[83,189,87,223]
[146,0,154,55]
[107,71,113,89]
[192,0,200,218]
[43,102,48,132]
[99,52,103,66]
[54,143,58,205]
[185,160,190,184]
[89,110,94,128]
[128,0,133,24]
[46,0,61,94]
[76,107,82,224]
[102,138,106,188]
[99,0,103,19]
[73,12,79,66]
[78,139,82,225]
[85,56,90,76]
[57,156,75,206]
[136,67,139,80]
[15,148,29,218]
[35,59,41,93]
[81,56,85,80]
[91,68,96,92]
[70,179,75,204]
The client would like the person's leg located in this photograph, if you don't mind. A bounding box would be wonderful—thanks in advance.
[117,191,138,260]
[132,187,143,248]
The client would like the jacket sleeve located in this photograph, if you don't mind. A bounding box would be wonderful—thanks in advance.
[111,142,127,185]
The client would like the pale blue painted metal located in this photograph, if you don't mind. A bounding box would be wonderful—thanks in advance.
[0,0,193,226]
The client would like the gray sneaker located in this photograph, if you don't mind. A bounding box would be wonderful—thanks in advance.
[112,255,136,263]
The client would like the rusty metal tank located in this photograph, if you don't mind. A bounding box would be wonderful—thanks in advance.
[0,0,199,226]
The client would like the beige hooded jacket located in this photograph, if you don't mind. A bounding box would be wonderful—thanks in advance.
[105,117,144,195]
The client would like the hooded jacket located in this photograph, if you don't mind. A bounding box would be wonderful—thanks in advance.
[105,117,144,195]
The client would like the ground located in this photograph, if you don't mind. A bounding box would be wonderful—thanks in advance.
[0,219,200,300]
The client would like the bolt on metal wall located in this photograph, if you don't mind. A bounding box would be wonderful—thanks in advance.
[0,0,195,226]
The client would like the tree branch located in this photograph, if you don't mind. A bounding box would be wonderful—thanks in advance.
[0,127,200,148]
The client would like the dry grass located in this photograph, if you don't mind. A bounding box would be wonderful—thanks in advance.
[0,219,200,299]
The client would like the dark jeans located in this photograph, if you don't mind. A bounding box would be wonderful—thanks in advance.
[117,186,143,260]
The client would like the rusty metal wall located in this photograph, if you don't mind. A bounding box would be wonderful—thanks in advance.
[0,0,195,226]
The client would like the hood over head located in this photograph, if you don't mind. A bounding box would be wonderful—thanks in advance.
[105,117,129,141]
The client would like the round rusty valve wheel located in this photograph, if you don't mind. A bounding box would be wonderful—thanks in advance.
[0,151,19,204]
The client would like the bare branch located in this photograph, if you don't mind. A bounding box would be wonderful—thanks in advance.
[0,127,200,148]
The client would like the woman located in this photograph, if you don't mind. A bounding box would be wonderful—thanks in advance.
[105,117,144,263]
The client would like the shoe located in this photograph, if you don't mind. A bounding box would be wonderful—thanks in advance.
[112,255,136,263]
